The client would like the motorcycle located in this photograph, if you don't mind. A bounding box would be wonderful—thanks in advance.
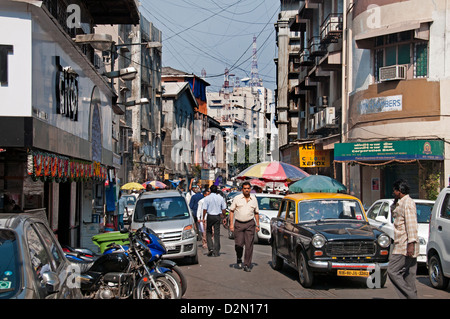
[69,228,176,299]
[103,225,185,299]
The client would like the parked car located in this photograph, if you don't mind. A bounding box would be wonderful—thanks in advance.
[0,210,82,299]
[130,190,198,264]
[270,193,391,288]
[427,187,450,290]
[254,194,283,243]
[122,194,137,224]
[366,198,434,264]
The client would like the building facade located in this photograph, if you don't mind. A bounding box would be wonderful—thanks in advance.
[337,0,450,205]
[276,0,450,206]
[0,0,139,249]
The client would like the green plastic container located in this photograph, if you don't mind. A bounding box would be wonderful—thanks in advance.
[92,231,130,253]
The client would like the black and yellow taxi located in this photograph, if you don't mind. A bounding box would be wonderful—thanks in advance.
[270,193,391,288]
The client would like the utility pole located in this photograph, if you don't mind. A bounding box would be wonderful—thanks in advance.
[130,24,142,181]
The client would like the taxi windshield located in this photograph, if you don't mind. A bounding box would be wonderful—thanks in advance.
[298,199,365,222]
[0,229,21,299]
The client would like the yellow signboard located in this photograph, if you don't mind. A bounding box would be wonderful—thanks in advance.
[299,144,330,168]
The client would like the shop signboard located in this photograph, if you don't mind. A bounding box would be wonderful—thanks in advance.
[334,140,444,161]
[299,143,331,167]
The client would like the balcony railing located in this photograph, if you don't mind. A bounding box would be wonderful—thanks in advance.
[320,13,343,44]
[308,36,327,57]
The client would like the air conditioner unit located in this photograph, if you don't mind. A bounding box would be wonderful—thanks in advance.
[308,119,315,133]
[379,65,406,82]
[314,112,320,129]
[324,107,336,125]
[317,96,328,107]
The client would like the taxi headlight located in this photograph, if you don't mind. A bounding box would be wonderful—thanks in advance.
[378,234,390,248]
[312,234,326,249]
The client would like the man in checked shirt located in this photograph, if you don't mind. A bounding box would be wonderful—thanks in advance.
[387,179,419,299]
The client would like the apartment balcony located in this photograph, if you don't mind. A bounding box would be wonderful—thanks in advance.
[308,36,327,57]
[320,13,343,44]
[289,14,307,32]
[299,49,314,66]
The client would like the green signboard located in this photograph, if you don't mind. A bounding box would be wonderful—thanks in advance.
[334,140,444,161]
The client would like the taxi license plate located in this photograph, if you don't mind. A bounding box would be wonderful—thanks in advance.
[337,270,370,277]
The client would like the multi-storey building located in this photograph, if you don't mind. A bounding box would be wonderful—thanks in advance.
[0,0,139,249]
[337,0,450,205]
[276,0,450,206]
[276,0,342,178]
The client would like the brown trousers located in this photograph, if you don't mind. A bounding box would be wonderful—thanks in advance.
[234,219,256,267]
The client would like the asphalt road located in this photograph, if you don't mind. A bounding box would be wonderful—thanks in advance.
[175,226,450,300]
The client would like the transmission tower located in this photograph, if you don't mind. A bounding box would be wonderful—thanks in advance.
[250,35,263,87]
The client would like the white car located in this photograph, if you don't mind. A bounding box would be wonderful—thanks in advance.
[427,187,450,290]
[254,194,284,243]
[366,198,434,264]
[122,194,137,224]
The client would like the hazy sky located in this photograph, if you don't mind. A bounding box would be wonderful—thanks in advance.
[139,0,280,93]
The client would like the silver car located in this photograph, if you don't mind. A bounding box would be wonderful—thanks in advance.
[0,210,82,299]
[130,190,198,264]
[122,194,137,224]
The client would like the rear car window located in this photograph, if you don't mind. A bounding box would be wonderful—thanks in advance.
[0,229,21,299]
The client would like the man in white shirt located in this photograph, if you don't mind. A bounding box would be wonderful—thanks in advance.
[197,188,211,249]
[202,185,227,257]
[229,181,260,272]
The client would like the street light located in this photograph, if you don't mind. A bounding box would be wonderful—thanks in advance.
[118,98,149,108]
[73,34,113,51]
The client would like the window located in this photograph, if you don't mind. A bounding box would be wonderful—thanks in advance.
[374,31,428,81]
[286,201,296,222]
[34,223,63,270]
[278,200,287,219]
[367,202,382,220]
[440,194,450,220]
[26,225,53,297]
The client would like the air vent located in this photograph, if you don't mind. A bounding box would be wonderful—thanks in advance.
[379,65,406,82]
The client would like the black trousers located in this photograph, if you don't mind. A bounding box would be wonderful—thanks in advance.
[206,215,221,254]
[234,219,256,267]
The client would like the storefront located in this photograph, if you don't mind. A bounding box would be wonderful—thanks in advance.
[0,2,120,250]
[334,139,444,207]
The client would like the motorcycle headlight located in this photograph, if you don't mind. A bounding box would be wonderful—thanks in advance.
[182,224,196,240]
[312,234,326,249]
[378,234,390,248]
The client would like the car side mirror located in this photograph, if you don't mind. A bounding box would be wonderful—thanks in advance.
[375,215,388,223]
[42,271,60,294]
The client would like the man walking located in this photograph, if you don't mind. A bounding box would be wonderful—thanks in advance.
[229,182,260,272]
[387,179,419,299]
[202,185,227,257]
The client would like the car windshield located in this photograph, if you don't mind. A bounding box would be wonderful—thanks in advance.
[416,203,433,223]
[123,196,136,207]
[298,199,365,222]
[0,229,21,299]
[257,196,282,211]
[134,196,190,222]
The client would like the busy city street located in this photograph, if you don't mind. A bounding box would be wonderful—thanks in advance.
[2,0,450,303]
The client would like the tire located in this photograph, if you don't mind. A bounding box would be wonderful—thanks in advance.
[297,250,314,288]
[428,255,450,290]
[168,265,188,297]
[137,276,177,299]
[271,241,283,271]
[164,272,182,299]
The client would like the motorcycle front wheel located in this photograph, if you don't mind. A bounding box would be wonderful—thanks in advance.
[137,276,177,299]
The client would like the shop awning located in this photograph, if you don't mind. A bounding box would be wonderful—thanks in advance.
[334,140,444,162]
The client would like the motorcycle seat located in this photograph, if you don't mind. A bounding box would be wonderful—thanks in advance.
[69,259,96,274]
